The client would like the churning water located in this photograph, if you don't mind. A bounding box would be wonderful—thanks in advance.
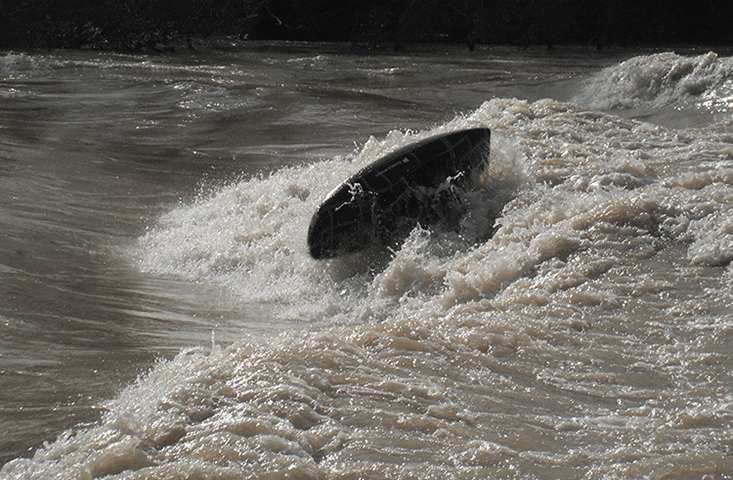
[2,43,733,478]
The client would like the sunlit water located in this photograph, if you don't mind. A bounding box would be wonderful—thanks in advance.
[2,42,733,478]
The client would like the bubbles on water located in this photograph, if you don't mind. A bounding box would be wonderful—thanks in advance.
[134,92,733,333]
[0,53,57,76]
[574,51,733,114]
[135,121,530,326]
[21,91,729,479]
[9,48,733,480]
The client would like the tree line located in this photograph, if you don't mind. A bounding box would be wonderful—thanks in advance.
[1,0,731,52]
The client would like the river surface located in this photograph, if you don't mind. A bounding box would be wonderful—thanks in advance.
[2,41,733,478]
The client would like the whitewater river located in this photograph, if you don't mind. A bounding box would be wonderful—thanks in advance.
[2,42,733,478]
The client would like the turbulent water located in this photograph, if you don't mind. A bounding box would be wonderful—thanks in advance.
[2,43,733,479]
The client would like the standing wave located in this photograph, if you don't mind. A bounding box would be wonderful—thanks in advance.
[575,51,733,112]
[4,98,733,479]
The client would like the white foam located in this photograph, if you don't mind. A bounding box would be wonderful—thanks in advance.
[8,96,733,479]
[575,51,733,112]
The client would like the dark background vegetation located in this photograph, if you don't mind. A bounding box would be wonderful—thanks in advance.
[1,0,731,52]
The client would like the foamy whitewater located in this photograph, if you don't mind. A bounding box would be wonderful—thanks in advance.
[2,46,733,478]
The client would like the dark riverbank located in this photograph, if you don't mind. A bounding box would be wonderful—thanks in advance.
[2,0,732,53]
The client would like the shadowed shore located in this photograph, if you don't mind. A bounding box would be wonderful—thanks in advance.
[2,0,732,52]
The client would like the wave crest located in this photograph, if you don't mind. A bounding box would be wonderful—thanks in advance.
[576,51,733,112]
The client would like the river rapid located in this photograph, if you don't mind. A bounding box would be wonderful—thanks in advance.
[2,42,733,478]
